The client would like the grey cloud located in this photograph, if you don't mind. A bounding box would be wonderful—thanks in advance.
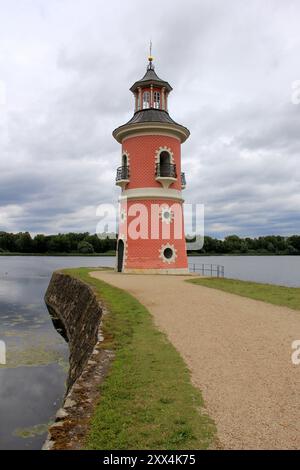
[0,0,299,236]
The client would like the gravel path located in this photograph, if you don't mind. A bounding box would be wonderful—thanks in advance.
[90,271,300,449]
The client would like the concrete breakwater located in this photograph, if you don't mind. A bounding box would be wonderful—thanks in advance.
[43,271,114,449]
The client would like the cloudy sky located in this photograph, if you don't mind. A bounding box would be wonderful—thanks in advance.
[0,0,299,238]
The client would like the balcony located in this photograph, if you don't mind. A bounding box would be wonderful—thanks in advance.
[155,163,177,189]
[116,165,130,189]
[181,172,186,189]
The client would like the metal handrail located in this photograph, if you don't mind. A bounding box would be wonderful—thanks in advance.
[116,165,130,181]
[181,172,186,187]
[155,163,177,178]
[189,263,225,278]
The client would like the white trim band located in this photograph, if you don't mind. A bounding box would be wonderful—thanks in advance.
[119,188,184,202]
[113,122,190,144]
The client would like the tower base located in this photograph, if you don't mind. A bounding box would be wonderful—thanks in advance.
[120,267,190,275]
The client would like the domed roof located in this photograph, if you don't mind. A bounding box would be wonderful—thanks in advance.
[113,108,190,144]
[130,61,172,93]
[125,108,178,125]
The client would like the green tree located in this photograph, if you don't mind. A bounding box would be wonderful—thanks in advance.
[0,232,16,251]
[48,234,71,253]
[33,234,48,253]
[223,235,242,253]
[15,232,33,253]
[287,236,300,253]
[77,241,94,254]
[287,244,297,255]
[240,241,248,253]
[84,234,103,252]
[203,236,218,253]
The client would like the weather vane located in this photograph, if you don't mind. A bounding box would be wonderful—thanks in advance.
[148,40,153,62]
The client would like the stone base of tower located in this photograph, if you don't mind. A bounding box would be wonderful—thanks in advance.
[118,237,189,274]
[121,267,189,275]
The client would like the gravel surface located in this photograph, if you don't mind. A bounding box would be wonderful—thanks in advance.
[90,272,300,449]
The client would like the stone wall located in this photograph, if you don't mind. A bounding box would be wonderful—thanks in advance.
[45,271,103,392]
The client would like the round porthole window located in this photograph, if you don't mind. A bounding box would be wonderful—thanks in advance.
[159,243,177,264]
[160,205,174,224]
[163,247,173,259]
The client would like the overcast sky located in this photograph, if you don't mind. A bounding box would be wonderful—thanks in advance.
[0,0,299,238]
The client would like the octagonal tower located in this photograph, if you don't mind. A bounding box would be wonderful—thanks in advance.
[113,56,190,273]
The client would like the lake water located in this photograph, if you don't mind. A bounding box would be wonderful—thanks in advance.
[189,255,300,288]
[0,256,113,450]
[0,254,299,449]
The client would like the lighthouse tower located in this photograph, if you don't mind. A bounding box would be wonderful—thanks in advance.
[113,55,190,273]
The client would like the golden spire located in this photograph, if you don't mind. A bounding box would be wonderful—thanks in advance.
[148,40,154,62]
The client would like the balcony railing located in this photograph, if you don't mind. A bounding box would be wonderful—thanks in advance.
[155,163,177,178]
[116,165,130,181]
[181,172,186,189]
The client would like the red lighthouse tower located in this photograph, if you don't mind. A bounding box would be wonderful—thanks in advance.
[113,55,190,273]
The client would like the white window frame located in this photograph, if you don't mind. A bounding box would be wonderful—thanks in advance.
[153,91,160,109]
[143,91,150,109]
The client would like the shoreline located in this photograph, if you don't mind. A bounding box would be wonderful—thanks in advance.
[0,252,299,257]
[0,252,116,257]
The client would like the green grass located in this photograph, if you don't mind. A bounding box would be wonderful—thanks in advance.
[187,277,300,311]
[63,267,216,450]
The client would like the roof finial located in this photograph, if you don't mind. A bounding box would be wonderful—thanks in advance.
[148,40,154,63]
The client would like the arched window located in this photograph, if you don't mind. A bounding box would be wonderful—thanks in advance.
[159,151,171,176]
[117,239,124,272]
[122,154,128,167]
[135,92,140,111]
[143,91,150,109]
[154,91,160,109]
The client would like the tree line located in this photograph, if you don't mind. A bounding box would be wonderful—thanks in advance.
[193,234,300,255]
[0,232,116,254]
[0,231,299,255]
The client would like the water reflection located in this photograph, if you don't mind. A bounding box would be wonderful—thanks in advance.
[0,256,114,450]
[0,364,66,450]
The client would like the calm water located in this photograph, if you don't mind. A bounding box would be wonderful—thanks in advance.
[0,256,113,450]
[0,254,299,449]
[189,255,300,287]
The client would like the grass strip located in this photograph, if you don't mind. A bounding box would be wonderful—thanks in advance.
[187,277,300,311]
[63,267,216,450]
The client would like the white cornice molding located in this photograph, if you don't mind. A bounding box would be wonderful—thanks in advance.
[119,187,184,202]
[113,122,190,144]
